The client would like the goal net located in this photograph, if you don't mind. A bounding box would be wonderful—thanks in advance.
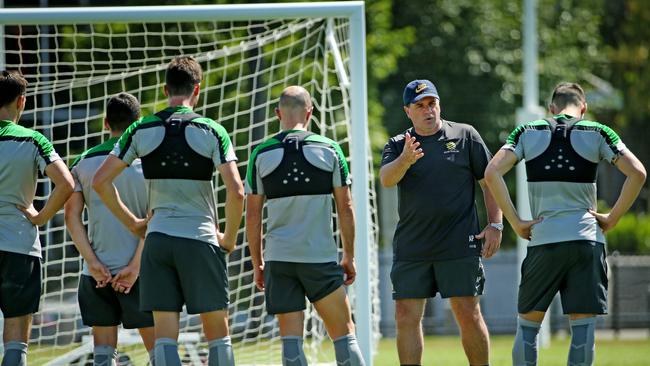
[0,3,379,365]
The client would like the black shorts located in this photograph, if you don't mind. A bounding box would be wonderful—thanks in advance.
[518,241,608,315]
[264,261,344,315]
[140,232,229,314]
[0,250,41,318]
[78,275,153,329]
[391,256,485,299]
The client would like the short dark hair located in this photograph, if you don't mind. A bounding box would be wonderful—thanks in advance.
[0,70,27,108]
[106,93,140,132]
[550,82,586,110]
[166,56,202,96]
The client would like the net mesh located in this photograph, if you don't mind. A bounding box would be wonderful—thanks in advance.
[2,16,379,365]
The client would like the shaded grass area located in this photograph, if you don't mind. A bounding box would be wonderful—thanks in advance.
[27,335,650,365]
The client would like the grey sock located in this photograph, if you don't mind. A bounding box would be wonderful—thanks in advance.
[208,336,234,366]
[93,345,117,366]
[333,334,366,366]
[568,317,596,366]
[154,338,181,366]
[512,317,541,366]
[2,342,27,366]
[281,336,308,366]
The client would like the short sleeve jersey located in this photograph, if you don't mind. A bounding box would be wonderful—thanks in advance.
[381,121,492,261]
[71,137,147,275]
[502,114,627,246]
[0,120,61,258]
[245,130,351,263]
[111,106,237,245]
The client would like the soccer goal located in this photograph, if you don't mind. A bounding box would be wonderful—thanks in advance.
[0,2,379,365]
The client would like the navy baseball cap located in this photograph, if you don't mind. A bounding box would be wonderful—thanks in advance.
[403,79,439,106]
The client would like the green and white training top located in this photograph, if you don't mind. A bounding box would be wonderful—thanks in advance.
[71,137,147,275]
[502,114,627,247]
[245,130,351,263]
[0,120,61,258]
[111,106,237,246]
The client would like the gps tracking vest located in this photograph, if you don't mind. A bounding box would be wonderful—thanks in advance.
[141,111,215,180]
[261,131,333,199]
[525,117,598,184]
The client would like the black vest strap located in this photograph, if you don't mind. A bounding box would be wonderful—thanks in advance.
[140,111,215,180]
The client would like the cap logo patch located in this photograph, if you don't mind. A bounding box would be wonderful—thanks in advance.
[415,83,427,93]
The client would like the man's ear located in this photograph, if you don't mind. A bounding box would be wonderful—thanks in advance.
[549,103,557,115]
[163,85,169,97]
[275,107,282,120]
[193,83,200,96]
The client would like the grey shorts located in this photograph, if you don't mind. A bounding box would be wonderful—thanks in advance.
[78,275,153,329]
[140,232,229,314]
[0,251,41,318]
[518,241,608,315]
[264,261,344,315]
[391,256,485,299]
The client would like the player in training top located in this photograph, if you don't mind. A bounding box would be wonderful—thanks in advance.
[92,56,245,366]
[246,85,365,366]
[380,79,502,366]
[484,82,646,366]
[0,70,74,366]
[65,93,154,366]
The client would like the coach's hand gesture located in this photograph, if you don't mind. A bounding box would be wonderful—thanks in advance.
[400,132,424,166]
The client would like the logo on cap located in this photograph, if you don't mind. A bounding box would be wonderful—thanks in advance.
[415,83,428,94]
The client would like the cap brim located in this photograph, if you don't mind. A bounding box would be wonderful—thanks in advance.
[410,93,439,104]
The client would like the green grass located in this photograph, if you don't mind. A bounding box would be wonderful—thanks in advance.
[26,335,650,365]
[372,335,650,366]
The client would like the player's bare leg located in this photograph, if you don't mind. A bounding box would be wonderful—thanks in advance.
[2,315,31,366]
[201,310,234,366]
[277,311,307,366]
[395,298,426,365]
[313,286,365,366]
[152,311,181,366]
[450,296,489,365]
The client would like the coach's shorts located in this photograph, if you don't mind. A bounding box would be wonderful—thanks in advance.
[264,261,344,315]
[391,256,485,299]
[140,232,229,314]
[78,275,153,329]
[0,250,41,318]
[518,241,607,315]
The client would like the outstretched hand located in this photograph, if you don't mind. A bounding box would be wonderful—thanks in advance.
[400,132,424,166]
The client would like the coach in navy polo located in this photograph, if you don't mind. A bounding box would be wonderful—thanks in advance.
[380,79,503,366]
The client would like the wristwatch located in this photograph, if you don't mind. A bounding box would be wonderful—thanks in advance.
[489,222,504,231]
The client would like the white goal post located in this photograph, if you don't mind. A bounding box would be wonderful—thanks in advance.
[0,2,378,365]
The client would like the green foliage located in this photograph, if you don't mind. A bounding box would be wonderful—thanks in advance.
[606,213,650,254]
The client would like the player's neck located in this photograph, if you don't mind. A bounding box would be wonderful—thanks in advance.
[167,96,195,109]
[281,121,308,131]
[555,107,583,119]
[0,108,19,122]
[109,130,124,138]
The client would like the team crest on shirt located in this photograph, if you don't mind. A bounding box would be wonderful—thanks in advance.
[444,140,459,154]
